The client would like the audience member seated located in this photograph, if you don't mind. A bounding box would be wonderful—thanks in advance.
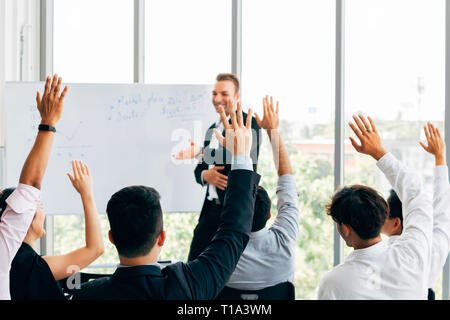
[190,96,299,300]
[3,159,104,300]
[317,115,432,299]
[71,102,261,300]
[0,75,68,300]
[381,123,450,300]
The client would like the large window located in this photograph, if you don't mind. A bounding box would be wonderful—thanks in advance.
[41,0,450,299]
[54,0,134,83]
[145,0,231,83]
[242,0,336,299]
[343,0,446,298]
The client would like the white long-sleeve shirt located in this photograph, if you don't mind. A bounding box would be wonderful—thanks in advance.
[428,165,450,289]
[317,152,433,299]
[226,174,299,290]
[0,184,40,300]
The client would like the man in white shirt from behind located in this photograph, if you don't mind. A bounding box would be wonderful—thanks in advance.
[317,114,432,300]
[382,122,450,298]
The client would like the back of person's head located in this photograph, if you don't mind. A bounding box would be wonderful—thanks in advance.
[107,186,163,258]
[0,187,16,221]
[252,186,271,232]
[387,189,403,229]
[326,185,387,240]
[216,73,240,94]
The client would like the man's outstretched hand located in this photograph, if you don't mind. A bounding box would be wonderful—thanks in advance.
[348,114,387,161]
[214,101,253,157]
[419,122,446,166]
[36,74,68,127]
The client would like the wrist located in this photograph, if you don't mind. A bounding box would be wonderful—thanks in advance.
[372,148,387,161]
[80,192,94,201]
[40,120,57,127]
[435,155,446,166]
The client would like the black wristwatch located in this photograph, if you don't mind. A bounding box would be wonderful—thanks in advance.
[38,124,56,132]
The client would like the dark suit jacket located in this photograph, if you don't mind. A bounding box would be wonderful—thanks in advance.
[71,169,260,300]
[194,111,261,204]
[10,242,66,300]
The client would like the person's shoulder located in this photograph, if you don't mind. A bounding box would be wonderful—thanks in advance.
[319,262,351,289]
[70,276,111,300]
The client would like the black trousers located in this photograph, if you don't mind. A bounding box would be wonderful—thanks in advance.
[187,198,223,261]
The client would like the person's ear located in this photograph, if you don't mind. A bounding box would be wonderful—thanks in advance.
[341,223,351,238]
[235,92,240,102]
[157,230,166,247]
[108,230,114,245]
[393,218,402,234]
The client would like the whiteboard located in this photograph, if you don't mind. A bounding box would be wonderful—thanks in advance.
[5,82,216,214]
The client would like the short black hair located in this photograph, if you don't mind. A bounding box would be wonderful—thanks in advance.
[326,185,387,240]
[0,187,16,221]
[252,186,271,232]
[387,189,403,230]
[106,186,163,258]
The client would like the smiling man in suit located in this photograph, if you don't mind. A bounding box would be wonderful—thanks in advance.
[174,73,261,261]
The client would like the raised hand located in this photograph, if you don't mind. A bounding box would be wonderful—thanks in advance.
[36,74,68,126]
[419,122,446,166]
[172,139,201,160]
[214,100,253,156]
[348,114,387,161]
[255,95,279,131]
[67,160,93,197]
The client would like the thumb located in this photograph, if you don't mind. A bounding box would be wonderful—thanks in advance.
[214,128,225,148]
[255,113,262,126]
[419,141,428,151]
[67,173,75,183]
[214,166,225,171]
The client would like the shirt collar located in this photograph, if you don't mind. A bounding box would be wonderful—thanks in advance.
[117,262,161,269]
[345,240,388,261]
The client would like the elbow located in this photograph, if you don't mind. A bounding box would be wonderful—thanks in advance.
[87,244,105,259]
[96,244,105,257]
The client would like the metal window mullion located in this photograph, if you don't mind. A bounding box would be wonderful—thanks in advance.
[333,0,345,267]
[134,0,145,83]
[39,0,54,256]
[39,0,53,80]
[442,0,450,301]
[231,0,242,80]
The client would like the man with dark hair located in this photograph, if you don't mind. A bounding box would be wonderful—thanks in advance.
[0,75,68,300]
[252,186,272,233]
[72,103,261,300]
[381,189,403,236]
[318,114,432,299]
[190,96,299,299]
[381,123,450,300]
[173,73,261,261]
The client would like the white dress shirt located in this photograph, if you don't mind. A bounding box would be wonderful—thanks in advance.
[0,184,40,300]
[428,165,450,289]
[317,152,433,299]
[201,116,228,202]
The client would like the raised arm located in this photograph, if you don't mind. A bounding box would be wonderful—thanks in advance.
[19,75,68,189]
[349,115,433,270]
[43,160,104,280]
[0,75,67,299]
[419,123,450,289]
[255,96,298,243]
[171,102,260,299]
[255,95,292,176]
